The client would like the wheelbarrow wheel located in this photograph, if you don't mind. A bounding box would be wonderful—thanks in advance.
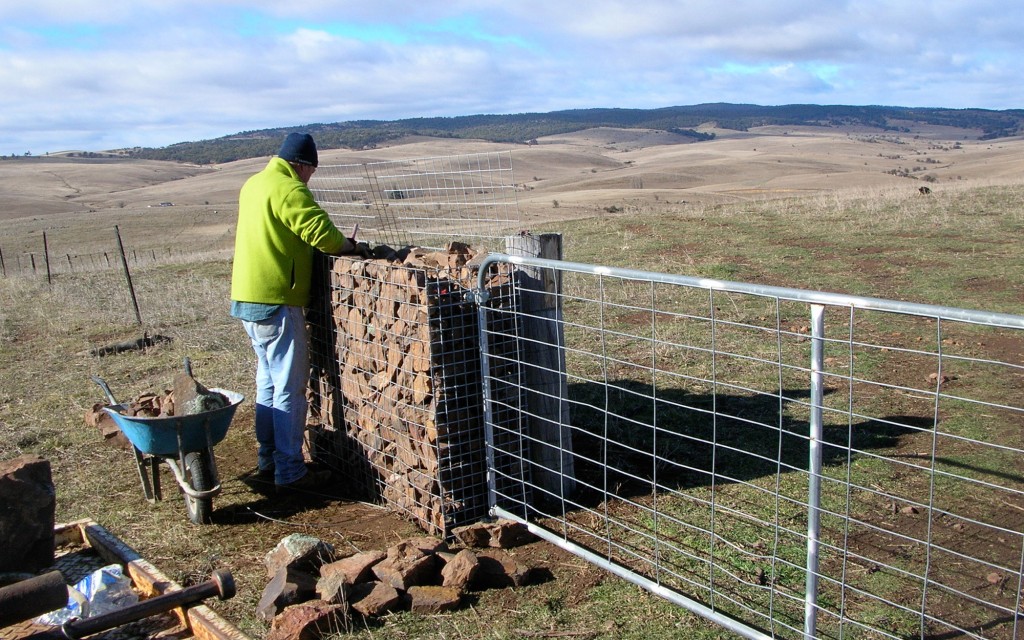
[183,450,214,524]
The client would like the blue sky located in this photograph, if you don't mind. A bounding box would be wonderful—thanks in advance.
[1,0,1022,156]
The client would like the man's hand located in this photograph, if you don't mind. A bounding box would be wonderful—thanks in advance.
[344,223,372,258]
[354,241,373,258]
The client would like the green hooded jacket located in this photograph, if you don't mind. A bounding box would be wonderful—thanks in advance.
[230,157,348,307]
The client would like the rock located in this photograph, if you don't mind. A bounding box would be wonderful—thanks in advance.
[315,573,351,605]
[451,519,536,549]
[268,600,348,640]
[0,455,56,572]
[446,240,472,255]
[265,534,335,578]
[319,550,385,586]
[474,550,531,589]
[407,585,461,614]
[257,567,319,622]
[440,549,480,590]
[372,551,437,591]
[450,522,491,548]
[349,581,401,618]
[927,372,951,385]
[386,536,448,560]
[84,403,130,448]
[257,531,539,628]
[123,392,166,417]
[489,520,537,548]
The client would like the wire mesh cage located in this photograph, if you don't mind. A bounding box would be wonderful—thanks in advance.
[306,151,529,536]
[307,250,527,535]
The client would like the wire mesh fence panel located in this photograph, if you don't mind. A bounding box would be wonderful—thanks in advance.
[310,151,520,253]
[477,254,1024,640]
[305,151,526,536]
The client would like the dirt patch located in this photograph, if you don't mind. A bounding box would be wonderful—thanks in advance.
[177,412,608,630]
[962,276,1024,302]
[976,332,1024,361]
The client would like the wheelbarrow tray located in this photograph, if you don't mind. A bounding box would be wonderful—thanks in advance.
[102,389,243,456]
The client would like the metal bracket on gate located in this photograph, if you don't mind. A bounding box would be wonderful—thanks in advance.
[464,288,491,306]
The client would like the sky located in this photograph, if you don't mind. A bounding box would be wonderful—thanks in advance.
[1,0,1022,156]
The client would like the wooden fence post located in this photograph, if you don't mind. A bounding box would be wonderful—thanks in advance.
[115,226,143,325]
[43,232,52,284]
[504,232,576,502]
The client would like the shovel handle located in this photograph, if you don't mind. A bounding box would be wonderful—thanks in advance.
[90,376,119,405]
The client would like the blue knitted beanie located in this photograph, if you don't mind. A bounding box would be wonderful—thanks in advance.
[277,133,318,167]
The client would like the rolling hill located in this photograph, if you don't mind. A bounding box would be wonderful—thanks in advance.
[109,103,1024,165]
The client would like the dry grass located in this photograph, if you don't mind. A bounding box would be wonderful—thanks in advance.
[1,128,1023,638]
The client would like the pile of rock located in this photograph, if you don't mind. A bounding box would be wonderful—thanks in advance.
[85,370,228,447]
[259,520,538,640]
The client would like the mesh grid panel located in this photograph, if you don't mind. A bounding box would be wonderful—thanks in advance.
[306,151,526,536]
[307,249,527,536]
[310,151,520,252]
[478,255,1024,640]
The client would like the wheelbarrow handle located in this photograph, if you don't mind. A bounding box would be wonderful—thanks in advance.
[90,376,119,405]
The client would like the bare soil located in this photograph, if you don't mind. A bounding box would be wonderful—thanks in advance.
[168,405,615,638]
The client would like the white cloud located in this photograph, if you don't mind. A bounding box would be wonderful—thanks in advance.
[0,1,1022,155]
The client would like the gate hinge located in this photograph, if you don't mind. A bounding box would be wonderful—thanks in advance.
[465,288,490,305]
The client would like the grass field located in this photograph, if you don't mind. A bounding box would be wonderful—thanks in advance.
[1,129,1023,638]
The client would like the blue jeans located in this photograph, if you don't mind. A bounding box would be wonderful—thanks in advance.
[242,305,309,485]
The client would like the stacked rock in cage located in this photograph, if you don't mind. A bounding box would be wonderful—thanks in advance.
[307,242,526,537]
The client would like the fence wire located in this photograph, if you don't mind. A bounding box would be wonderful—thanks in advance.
[2,152,518,278]
[304,151,1024,638]
[306,151,526,536]
[478,254,1024,640]
[310,151,520,252]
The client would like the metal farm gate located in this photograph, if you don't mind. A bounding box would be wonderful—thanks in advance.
[475,254,1024,640]
[309,152,1024,639]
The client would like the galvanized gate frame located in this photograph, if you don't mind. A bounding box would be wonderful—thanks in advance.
[474,253,1024,640]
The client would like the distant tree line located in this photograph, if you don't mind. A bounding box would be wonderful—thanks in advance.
[124,103,1024,165]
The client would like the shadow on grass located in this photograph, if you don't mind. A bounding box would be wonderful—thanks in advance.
[532,378,935,508]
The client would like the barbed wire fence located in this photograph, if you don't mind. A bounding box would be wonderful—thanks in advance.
[0,228,234,278]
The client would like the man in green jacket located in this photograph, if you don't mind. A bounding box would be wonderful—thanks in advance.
[231,132,356,493]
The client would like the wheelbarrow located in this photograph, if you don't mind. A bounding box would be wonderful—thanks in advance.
[91,367,244,524]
